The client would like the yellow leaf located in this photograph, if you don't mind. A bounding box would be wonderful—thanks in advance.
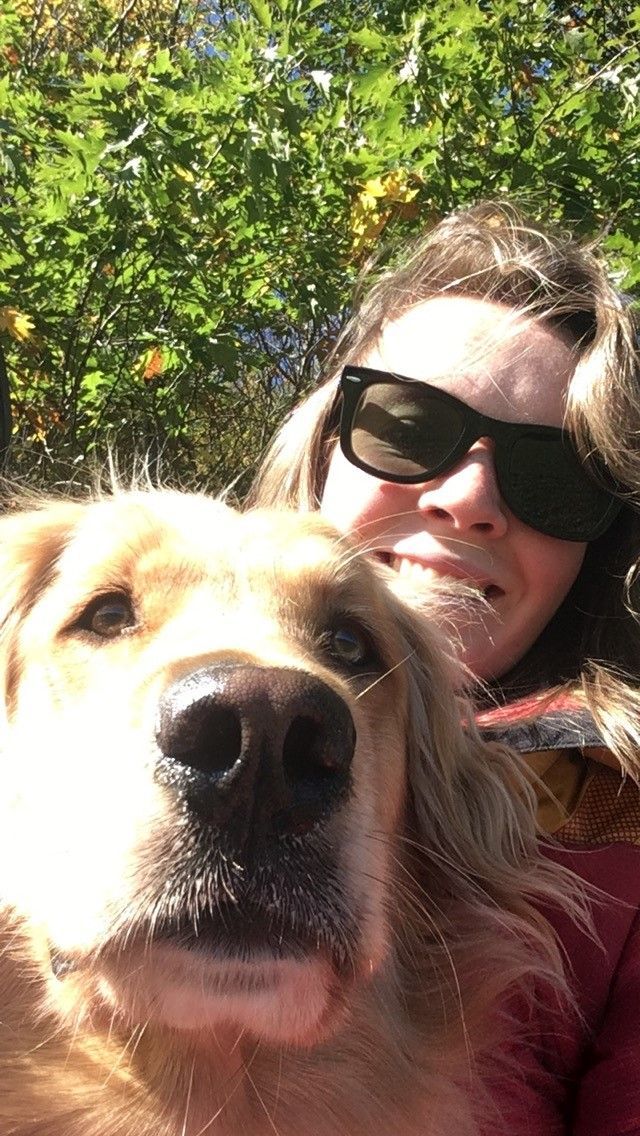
[380,169,420,204]
[0,306,35,343]
[350,169,422,255]
[172,164,196,183]
[13,388,62,444]
[350,196,391,256]
[361,176,388,199]
[140,346,164,381]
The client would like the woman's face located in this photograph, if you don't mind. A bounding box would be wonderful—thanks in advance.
[321,296,587,681]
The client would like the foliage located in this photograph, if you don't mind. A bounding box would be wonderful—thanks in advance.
[0,0,638,491]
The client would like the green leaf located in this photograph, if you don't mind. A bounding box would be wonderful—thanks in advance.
[0,0,637,490]
[247,0,272,30]
[349,28,386,51]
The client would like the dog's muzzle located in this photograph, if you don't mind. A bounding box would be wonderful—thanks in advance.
[154,665,356,845]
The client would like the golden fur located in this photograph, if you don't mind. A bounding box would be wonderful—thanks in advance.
[0,490,572,1136]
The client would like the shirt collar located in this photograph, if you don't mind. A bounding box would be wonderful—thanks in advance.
[476,692,604,753]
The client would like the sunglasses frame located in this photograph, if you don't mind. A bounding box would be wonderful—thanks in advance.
[338,365,622,542]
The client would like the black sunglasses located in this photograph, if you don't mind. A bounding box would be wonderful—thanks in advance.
[338,365,621,542]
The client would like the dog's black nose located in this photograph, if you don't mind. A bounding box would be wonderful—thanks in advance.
[155,665,355,840]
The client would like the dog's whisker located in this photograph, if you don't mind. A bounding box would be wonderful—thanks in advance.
[363,828,481,896]
[63,999,89,1070]
[346,509,499,564]
[353,860,475,1071]
[354,652,415,699]
[23,1021,69,1057]
[371,829,503,897]
[192,1039,263,1136]
[180,1057,196,1136]
[370,831,533,943]
[273,1047,284,1126]
[102,1020,149,1088]
[126,1018,150,1067]
[229,1026,247,1055]
[356,867,463,995]
[244,1061,284,1136]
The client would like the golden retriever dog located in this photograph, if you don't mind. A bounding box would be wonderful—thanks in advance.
[0,490,568,1136]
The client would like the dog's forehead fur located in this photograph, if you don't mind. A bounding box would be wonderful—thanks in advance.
[38,493,384,627]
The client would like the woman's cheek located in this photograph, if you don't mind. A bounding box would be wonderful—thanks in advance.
[321,447,397,537]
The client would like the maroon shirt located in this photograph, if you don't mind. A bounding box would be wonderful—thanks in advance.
[480,700,640,1135]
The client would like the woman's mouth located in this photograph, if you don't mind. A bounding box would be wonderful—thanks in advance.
[377,553,505,603]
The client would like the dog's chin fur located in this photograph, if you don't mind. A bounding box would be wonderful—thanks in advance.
[0,491,575,1136]
[70,947,342,1044]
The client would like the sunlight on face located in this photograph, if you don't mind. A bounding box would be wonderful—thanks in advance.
[322,297,586,680]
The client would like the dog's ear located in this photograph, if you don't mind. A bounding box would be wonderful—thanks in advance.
[386,590,538,880]
[0,501,84,707]
[388,591,577,1062]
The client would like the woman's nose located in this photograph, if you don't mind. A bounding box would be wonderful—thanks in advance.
[416,440,508,537]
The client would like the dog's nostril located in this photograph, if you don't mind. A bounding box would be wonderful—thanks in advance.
[189,706,242,776]
[172,705,243,777]
[283,715,336,786]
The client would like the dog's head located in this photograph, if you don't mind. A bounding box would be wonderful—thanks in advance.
[0,491,552,1053]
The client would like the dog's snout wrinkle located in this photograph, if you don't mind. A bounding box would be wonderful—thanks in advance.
[155,665,356,840]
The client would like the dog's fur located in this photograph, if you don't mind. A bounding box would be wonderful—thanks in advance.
[0,490,570,1136]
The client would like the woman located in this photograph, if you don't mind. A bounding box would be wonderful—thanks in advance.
[250,202,640,1134]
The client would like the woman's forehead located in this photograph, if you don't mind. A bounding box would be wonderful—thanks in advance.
[362,295,577,428]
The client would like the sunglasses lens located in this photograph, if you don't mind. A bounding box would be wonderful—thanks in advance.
[506,435,615,540]
[341,368,620,541]
[349,383,465,479]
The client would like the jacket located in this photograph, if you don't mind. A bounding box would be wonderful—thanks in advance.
[480,696,640,1135]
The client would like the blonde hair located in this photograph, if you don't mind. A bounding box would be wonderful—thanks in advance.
[250,201,640,771]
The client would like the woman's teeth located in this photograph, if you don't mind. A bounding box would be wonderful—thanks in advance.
[390,555,448,582]
[386,555,500,601]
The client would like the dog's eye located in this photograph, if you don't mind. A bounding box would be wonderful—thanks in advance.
[328,622,374,668]
[77,593,136,639]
